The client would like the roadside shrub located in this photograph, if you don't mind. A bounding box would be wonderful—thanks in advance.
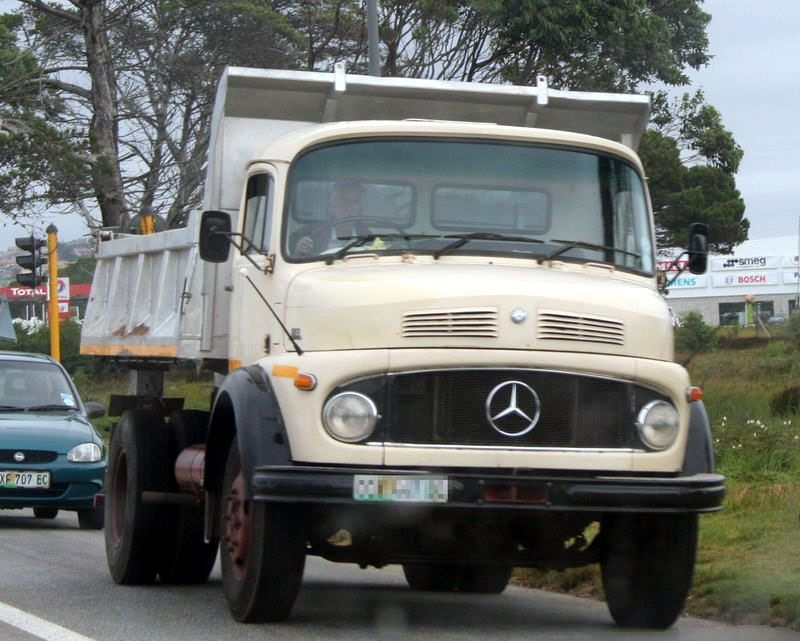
[675,311,717,354]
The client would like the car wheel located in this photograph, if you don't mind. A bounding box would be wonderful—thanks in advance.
[158,410,219,584]
[33,507,58,519]
[601,513,697,629]
[458,565,512,594]
[402,563,463,592]
[104,409,172,584]
[220,443,306,622]
[78,506,104,530]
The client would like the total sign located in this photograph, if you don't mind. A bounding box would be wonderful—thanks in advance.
[46,277,70,318]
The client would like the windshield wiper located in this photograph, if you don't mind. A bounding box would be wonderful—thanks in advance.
[537,239,641,265]
[326,233,446,264]
[433,232,545,260]
[0,405,25,412]
[26,404,79,412]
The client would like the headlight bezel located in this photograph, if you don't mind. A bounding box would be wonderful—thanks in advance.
[636,399,680,451]
[67,442,103,463]
[322,391,379,443]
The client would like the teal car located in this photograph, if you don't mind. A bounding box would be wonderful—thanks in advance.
[0,351,106,529]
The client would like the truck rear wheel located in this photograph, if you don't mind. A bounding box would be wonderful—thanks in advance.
[458,565,512,594]
[105,410,172,584]
[158,410,218,584]
[402,563,462,592]
[220,443,306,622]
[601,513,698,629]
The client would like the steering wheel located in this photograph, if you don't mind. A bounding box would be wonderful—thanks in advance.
[312,216,409,239]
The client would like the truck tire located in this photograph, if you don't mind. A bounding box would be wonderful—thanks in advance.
[220,443,306,622]
[601,513,698,629]
[78,507,104,530]
[458,565,512,594]
[402,563,462,592]
[33,507,58,519]
[158,410,219,584]
[105,410,172,585]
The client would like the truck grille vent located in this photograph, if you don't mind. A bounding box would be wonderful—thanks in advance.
[402,308,498,338]
[537,310,624,346]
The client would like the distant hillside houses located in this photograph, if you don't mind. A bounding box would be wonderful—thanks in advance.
[0,237,94,287]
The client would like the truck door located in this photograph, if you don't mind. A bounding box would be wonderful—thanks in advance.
[230,171,277,367]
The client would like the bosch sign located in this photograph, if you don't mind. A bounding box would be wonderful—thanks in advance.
[712,272,780,287]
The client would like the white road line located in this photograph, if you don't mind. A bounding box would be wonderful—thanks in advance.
[0,601,97,641]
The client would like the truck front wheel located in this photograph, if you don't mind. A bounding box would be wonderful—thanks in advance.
[601,513,698,629]
[220,443,306,622]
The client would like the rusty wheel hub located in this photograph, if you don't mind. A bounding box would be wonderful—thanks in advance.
[222,471,252,581]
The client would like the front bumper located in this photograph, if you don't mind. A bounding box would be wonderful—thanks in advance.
[0,462,105,510]
[252,465,725,514]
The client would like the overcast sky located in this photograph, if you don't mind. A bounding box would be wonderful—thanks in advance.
[1,0,798,249]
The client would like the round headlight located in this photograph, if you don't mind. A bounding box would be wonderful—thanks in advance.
[322,392,378,442]
[67,442,103,462]
[636,400,680,451]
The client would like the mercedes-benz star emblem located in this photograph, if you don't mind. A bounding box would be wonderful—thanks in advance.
[485,380,541,437]
[13,451,25,462]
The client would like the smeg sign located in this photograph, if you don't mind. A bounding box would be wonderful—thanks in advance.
[711,255,777,271]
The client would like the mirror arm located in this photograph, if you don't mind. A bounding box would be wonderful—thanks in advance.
[215,231,269,273]
[659,250,690,292]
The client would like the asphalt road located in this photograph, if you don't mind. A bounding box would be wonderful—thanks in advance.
[0,509,798,641]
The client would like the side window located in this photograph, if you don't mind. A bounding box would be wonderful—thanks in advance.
[241,174,274,254]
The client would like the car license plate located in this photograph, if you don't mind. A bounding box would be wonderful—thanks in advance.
[353,475,448,503]
[0,471,50,489]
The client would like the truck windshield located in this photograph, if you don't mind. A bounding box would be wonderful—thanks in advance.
[283,139,654,274]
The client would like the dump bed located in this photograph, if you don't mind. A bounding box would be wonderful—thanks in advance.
[80,65,650,363]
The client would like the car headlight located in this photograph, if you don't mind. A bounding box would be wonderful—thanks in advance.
[322,392,378,442]
[636,400,680,450]
[67,443,103,463]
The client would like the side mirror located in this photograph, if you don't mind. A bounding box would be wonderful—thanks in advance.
[687,222,708,275]
[84,401,106,419]
[199,210,232,263]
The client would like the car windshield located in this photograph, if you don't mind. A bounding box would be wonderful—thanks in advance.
[283,138,655,274]
[0,360,79,411]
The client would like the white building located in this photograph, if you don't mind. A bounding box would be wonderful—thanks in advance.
[662,236,800,326]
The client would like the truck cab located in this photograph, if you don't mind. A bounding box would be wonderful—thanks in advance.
[81,65,722,629]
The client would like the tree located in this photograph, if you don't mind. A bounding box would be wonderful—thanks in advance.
[0,12,88,221]
[2,0,744,248]
[642,91,747,253]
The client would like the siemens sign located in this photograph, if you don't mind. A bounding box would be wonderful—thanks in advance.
[667,275,707,288]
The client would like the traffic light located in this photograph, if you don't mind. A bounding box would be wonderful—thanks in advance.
[15,235,48,288]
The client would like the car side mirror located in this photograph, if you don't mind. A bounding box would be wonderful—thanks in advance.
[687,222,708,275]
[84,401,106,419]
[199,210,232,263]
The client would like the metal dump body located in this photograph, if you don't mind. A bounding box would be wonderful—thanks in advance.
[81,65,650,362]
[80,214,229,361]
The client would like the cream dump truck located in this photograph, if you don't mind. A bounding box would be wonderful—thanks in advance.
[80,65,723,628]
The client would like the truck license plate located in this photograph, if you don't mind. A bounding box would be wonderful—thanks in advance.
[0,471,50,489]
[353,475,448,503]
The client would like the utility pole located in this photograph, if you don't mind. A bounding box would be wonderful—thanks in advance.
[46,224,60,361]
[367,0,380,76]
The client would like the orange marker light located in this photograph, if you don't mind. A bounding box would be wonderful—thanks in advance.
[687,386,704,402]
[294,373,317,391]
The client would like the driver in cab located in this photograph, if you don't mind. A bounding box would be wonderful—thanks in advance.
[293,181,368,256]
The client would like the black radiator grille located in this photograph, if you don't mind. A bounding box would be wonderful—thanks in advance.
[0,450,58,464]
[383,370,636,448]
